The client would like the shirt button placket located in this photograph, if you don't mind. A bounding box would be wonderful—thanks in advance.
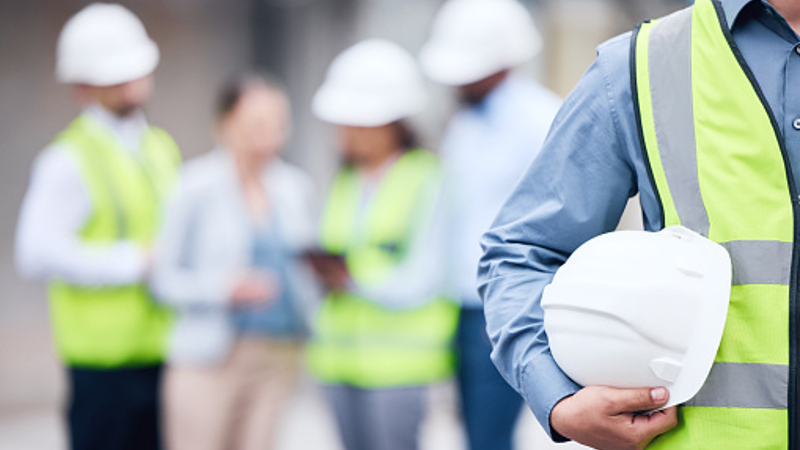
[787,43,800,191]
[793,46,800,133]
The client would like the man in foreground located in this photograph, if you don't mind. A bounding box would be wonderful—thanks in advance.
[479,0,800,448]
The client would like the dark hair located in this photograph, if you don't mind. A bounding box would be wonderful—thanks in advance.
[394,120,420,151]
[215,72,288,120]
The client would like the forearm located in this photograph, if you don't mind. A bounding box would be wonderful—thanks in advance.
[352,253,444,310]
[479,242,581,438]
[16,147,149,286]
[476,40,638,438]
[150,195,235,308]
[17,238,148,285]
[150,262,234,309]
[354,177,446,310]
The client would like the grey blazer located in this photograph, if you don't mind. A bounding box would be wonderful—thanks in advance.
[151,149,320,366]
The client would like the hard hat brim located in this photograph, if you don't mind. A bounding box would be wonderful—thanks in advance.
[58,40,159,86]
[419,43,509,86]
[312,84,425,127]
[665,229,731,406]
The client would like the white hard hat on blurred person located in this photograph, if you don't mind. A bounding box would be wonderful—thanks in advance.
[542,225,731,408]
[312,39,427,127]
[419,0,542,86]
[57,3,160,86]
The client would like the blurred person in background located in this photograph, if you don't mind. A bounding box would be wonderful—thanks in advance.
[306,39,459,450]
[14,4,179,450]
[150,74,318,450]
[419,1,562,449]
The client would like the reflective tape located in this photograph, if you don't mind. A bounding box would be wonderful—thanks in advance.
[721,240,793,286]
[685,361,788,409]
[648,8,710,236]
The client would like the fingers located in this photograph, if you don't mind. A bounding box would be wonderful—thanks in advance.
[634,407,678,435]
[550,387,678,450]
[614,387,669,414]
[231,270,281,304]
[632,407,678,450]
[260,270,281,299]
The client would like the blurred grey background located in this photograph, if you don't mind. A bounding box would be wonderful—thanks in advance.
[0,0,686,448]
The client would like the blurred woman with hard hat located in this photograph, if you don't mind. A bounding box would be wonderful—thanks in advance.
[307,39,458,450]
[150,75,318,450]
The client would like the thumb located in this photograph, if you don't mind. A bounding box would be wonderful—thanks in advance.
[616,387,669,413]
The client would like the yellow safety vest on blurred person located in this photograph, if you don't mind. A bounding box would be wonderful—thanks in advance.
[634,0,794,447]
[48,115,180,368]
[308,149,458,387]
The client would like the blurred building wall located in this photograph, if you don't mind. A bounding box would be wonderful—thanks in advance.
[541,0,689,98]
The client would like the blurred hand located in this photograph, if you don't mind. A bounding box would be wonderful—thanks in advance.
[141,247,154,280]
[318,261,350,292]
[230,271,280,306]
[550,386,678,450]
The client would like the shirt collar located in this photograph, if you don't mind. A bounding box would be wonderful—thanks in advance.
[468,75,517,117]
[722,0,787,29]
[85,104,147,130]
[722,0,799,43]
[84,104,148,153]
[721,0,753,28]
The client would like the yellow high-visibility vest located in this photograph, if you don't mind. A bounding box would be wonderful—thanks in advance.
[307,149,458,387]
[48,115,180,368]
[634,0,795,447]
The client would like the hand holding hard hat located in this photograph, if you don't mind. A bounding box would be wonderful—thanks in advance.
[543,226,732,408]
[551,385,678,450]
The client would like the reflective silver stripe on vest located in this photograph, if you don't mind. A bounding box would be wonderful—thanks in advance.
[648,8,710,236]
[685,362,788,409]
[643,9,791,413]
[721,240,793,286]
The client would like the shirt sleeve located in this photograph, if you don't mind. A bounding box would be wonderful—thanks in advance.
[477,35,640,441]
[15,145,148,286]
[149,171,236,309]
[353,175,448,310]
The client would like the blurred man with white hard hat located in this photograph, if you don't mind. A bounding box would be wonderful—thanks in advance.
[419,1,561,449]
[15,4,180,450]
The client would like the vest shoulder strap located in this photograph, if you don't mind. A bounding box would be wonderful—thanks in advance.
[53,115,180,240]
[321,148,439,253]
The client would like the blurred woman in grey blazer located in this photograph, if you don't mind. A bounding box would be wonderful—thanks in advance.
[150,74,319,450]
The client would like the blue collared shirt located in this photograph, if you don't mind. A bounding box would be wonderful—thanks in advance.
[440,76,561,307]
[477,0,800,440]
[232,220,307,338]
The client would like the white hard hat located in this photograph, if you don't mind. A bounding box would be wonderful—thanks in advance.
[419,0,542,86]
[56,3,160,86]
[312,39,427,127]
[542,226,731,408]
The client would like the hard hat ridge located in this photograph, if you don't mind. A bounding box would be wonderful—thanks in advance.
[542,226,731,408]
